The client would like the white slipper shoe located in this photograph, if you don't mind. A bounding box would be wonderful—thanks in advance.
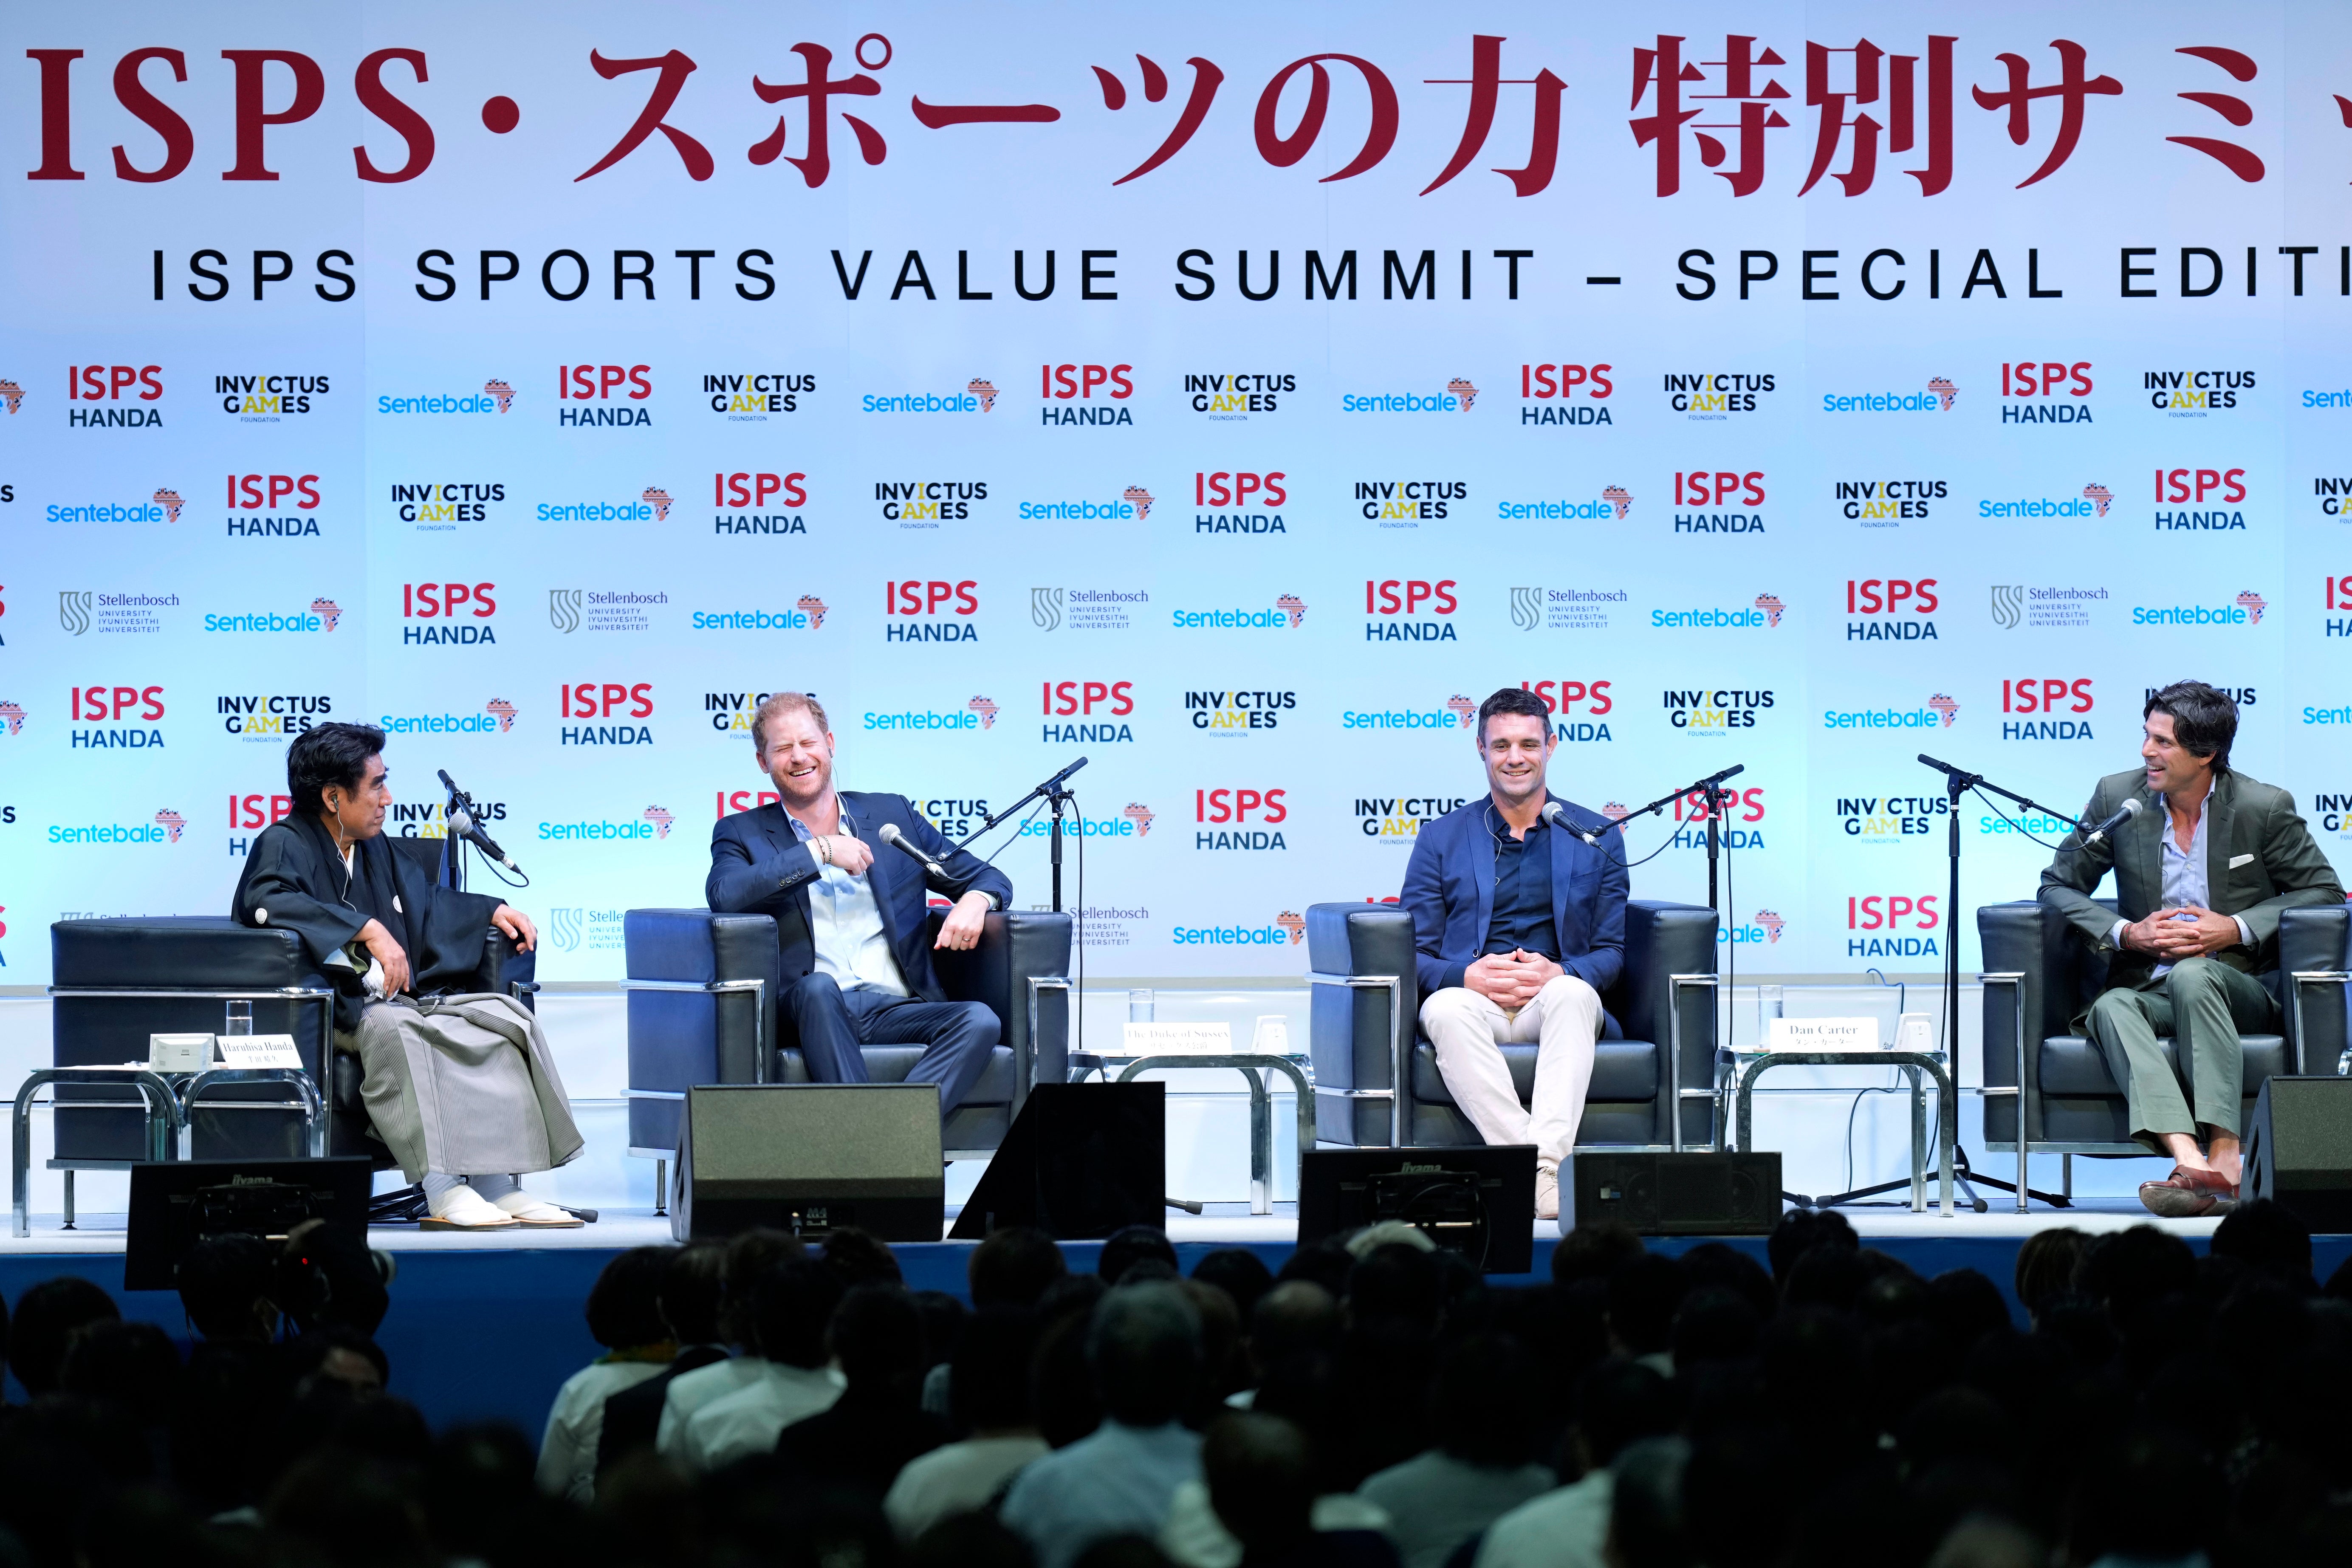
[1535,1166,1561,1222]
[421,1184,520,1230]
[494,1189,585,1228]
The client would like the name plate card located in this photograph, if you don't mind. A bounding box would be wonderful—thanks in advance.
[1119,1022,1233,1055]
[148,1033,215,1071]
[215,1033,306,1070]
[1763,1017,1883,1052]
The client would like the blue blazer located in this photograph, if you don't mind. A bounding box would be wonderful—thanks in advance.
[1400,792,1629,1019]
[705,791,1015,1003]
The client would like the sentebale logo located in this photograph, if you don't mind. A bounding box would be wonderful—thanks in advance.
[2084,483,2112,517]
[969,696,1000,729]
[155,809,185,843]
[642,487,673,522]
[154,488,185,523]
[1278,595,1306,627]
[2237,590,2267,625]
[968,379,999,412]
[0,701,23,735]
[798,595,829,629]
[1124,802,1155,836]
[644,805,674,839]
[0,379,23,415]
[310,598,342,632]
[1929,694,1959,726]
[487,699,518,732]
[1276,911,1306,944]
[1755,594,1786,627]
[485,380,515,413]
[1930,377,1957,411]
[1124,486,1155,520]
[1604,486,1632,520]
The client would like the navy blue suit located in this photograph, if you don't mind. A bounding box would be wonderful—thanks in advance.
[1400,793,1629,1029]
[706,791,1016,1113]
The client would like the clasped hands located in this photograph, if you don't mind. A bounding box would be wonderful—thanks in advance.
[1465,949,1566,1009]
[356,903,536,997]
[2120,905,2241,960]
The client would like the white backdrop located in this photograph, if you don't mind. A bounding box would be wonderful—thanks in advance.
[5,1,2351,984]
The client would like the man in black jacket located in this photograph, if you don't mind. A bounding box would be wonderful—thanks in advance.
[706,692,1014,1116]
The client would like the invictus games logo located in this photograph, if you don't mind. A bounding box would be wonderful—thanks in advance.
[1754,595,1785,628]
[155,809,185,844]
[487,699,518,732]
[485,380,515,414]
[0,379,23,415]
[2083,484,2112,517]
[1930,377,1957,411]
[0,702,23,736]
[968,696,999,730]
[1123,802,1155,836]
[154,488,185,523]
[643,806,674,839]
[1278,595,1306,627]
[1603,487,1632,520]
[1928,694,1959,726]
[1033,588,1063,630]
[1276,911,1306,944]
[642,487,673,522]
[1991,585,2024,629]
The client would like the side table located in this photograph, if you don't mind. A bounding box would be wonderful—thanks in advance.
[1114,1054,1313,1215]
[1726,1048,1956,1218]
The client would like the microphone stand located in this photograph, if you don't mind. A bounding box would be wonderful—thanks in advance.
[1804,757,2081,1213]
[1615,767,1745,911]
[954,757,1086,912]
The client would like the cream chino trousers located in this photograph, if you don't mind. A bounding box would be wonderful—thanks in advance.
[1418,974,1605,1171]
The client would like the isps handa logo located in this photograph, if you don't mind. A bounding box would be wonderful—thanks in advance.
[2153,466,2248,533]
[1040,681,1133,744]
[886,580,980,644]
[1845,894,1940,959]
[559,682,654,746]
[1195,471,1284,535]
[1194,786,1287,851]
[537,805,675,844]
[714,472,808,537]
[1364,579,1458,642]
[1042,362,1135,427]
[1520,679,1614,743]
[66,364,164,427]
[1519,363,1612,428]
[48,808,184,846]
[1672,471,1767,534]
[225,473,322,539]
[1999,360,2094,426]
[556,364,652,429]
[1353,794,1472,843]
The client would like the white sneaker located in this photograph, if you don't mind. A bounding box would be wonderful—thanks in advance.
[421,1184,520,1230]
[1535,1165,1560,1221]
[493,1189,585,1228]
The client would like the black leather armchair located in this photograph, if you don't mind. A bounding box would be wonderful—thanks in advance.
[1303,900,1720,1150]
[1979,898,2351,1198]
[47,836,534,1182]
[621,908,1071,1187]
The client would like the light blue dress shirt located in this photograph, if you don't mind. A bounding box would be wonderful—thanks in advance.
[2108,790,2252,977]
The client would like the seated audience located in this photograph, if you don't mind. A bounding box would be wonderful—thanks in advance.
[1355,1336,1554,1568]
[597,1240,727,1477]
[672,1257,844,1472]
[536,1245,674,1503]
[1206,1411,1398,1568]
[1476,1361,1678,1568]
[886,1306,1048,1541]
[656,1228,803,1454]
[10,1276,119,1398]
[776,1284,949,1500]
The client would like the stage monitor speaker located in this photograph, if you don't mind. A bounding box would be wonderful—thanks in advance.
[1298,1146,1536,1274]
[1571,1151,1782,1236]
[125,1155,373,1291]
[2244,1075,2352,1232]
[948,1082,1164,1240]
[672,1083,943,1243]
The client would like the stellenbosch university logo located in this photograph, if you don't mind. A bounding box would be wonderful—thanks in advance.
[1358,478,1463,526]
[50,808,184,846]
[1187,372,1292,418]
[1173,596,1304,632]
[2153,466,2248,532]
[1354,794,1471,843]
[217,373,328,420]
[1999,360,2094,425]
[553,589,667,633]
[1342,379,1477,415]
[392,481,503,530]
[2132,591,2266,627]
[546,907,625,954]
[1186,689,1296,734]
[1033,588,1146,632]
[1991,585,2107,630]
[704,371,811,418]
[378,379,514,415]
[1653,594,1782,631]
[863,695,1000,734]
[714,472,808,537]
[1194,471,1283,534]
[538,805,675,843]
[1672,471,1766,534]
[1341,695,1475,733]
[2146,368,2251,415]
[61,590,178,635]
[219,694,330,739]
[1666,371,1773,418]
[1822,376,1955,415]
[1519,362,1613,427]
[1838,479,1945,526]
[877,480,985,527]
[1513,587,1627,631]
[1822,694,1957,731]
[204,596,340,635]
[46,487,178,526]
[380,698,515,737]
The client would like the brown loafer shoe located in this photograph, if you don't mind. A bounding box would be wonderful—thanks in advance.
[2139,1164,2236,1218]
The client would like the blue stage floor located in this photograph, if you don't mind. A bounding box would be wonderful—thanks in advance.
[6,1208,2344,1438]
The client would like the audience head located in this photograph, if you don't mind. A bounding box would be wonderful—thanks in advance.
[1610,1436,1693,1568]
[1767,1207,1857,1284]
[1573,1358,1679,1472]
[11,1275,121,1397]
[1554,1220,1646,1287]
[1607,1254,1689,1357]
[968,1225,1067,1308]
[293,1328,390,1398]
[1274,1239,1354,1297]
[1431,1333,1539,1467]
[1097,1224,1179,1285]
[1180,1277,1242,1406]
[750,1258,845,1371]
[2211,1198,2315,1288]
[1203,1412,1315,1555]
[2078,1225,2199,1330]
[2011,1227,2088,1323]
[951,1307,1039,1434]
[1346,1242,1445,1337]
[819,1226,903,1289]
[1189,1248,1274,1322]
[59,1319,181,1425]
[585,1246,675,1351]
[656,1241,728,1345]
[718,1228,805,1347]
[827,1285,926,1395]
[176,1234,280,1343]
[1248,1280,1339,1382]
[1087,1281,1202,1427]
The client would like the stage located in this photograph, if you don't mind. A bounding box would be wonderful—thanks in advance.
[6,1202,2343,1440]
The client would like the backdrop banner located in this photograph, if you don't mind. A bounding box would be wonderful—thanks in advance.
[4,2,2350,983]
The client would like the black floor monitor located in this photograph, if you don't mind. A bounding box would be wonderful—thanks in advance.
[949,1082,1166,1240]
[125,1156,373,1291]
[1299,1146,1537,1274]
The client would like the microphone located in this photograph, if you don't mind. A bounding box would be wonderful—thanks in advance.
[1917,754,1981,785]
[1542,801,1609,846]
[2081,796,2143,847]
[1692,763,1745,789]
[438,769,521,872]
[1043,755,1089,791]
[877,822,948,881]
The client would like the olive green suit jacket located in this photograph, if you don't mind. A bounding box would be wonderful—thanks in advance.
[2038,766,2345,991]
